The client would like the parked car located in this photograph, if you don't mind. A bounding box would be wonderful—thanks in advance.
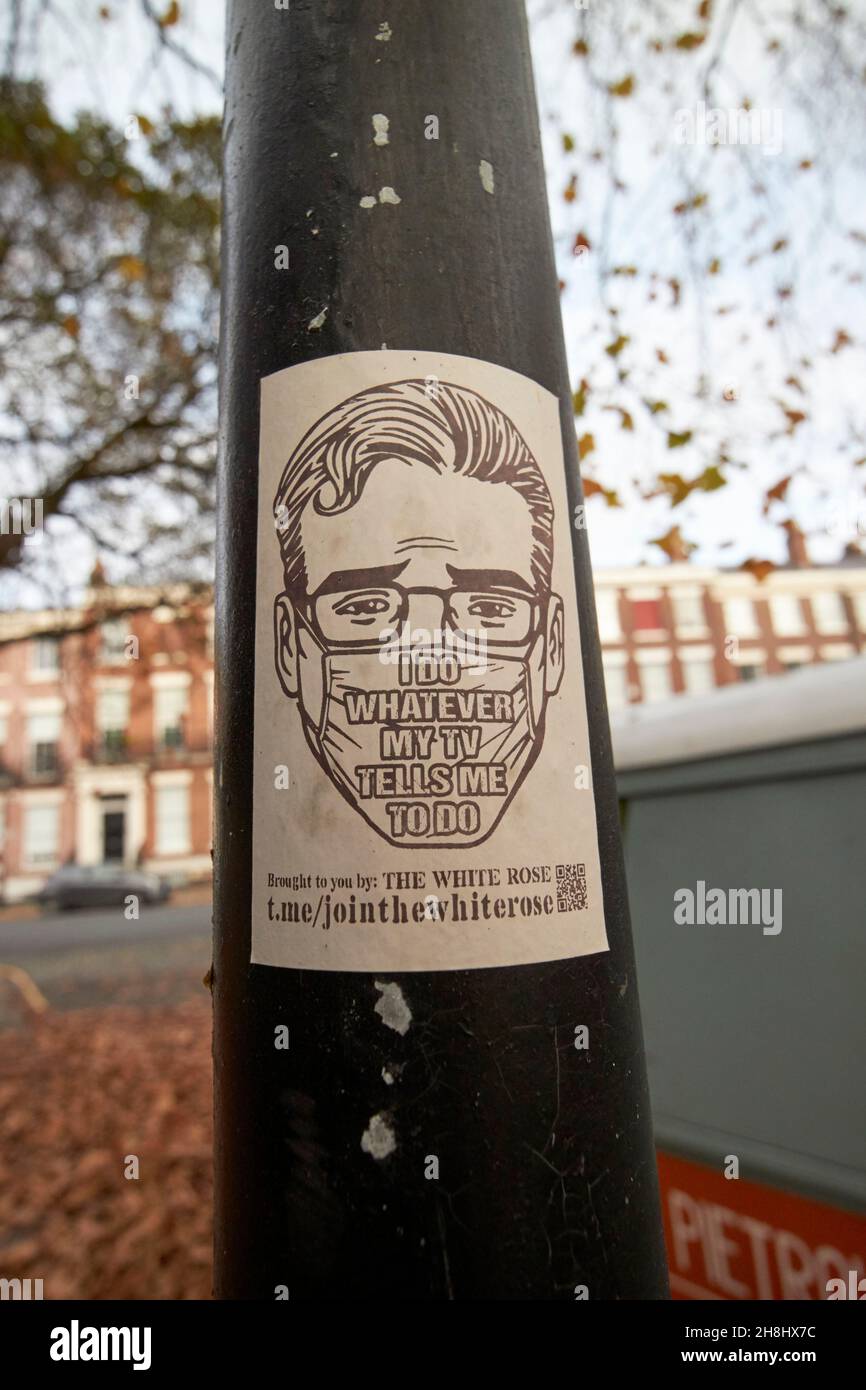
[37,864,171,911]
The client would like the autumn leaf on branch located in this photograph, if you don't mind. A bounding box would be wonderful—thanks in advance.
[605,334,630,358]
[774,401,807,434]
[741,558,776,582]
[583,478,622,508]
[652,466,725,507]
[762,475,793,513]
[573,379,590,416]
[650,526,696,562]
[608,75,635,97]
[603,405,634,430]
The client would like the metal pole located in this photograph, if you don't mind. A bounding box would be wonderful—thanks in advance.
[214,0,668,1300]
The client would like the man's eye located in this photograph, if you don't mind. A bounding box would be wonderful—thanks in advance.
[332,594,391,619]
[467,597,517,621]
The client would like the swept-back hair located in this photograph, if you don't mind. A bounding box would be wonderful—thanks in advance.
[274,379,554,595]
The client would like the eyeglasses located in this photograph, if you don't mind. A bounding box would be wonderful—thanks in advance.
[295,583,543,647]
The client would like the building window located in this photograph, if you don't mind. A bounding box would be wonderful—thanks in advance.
[100,618,129,664]
[631,597,664,633]
[28,709,61,777]
[672,591,706,633]
[603,661,629,710]
[638,657,673,703]
[723,597,759,637]
[681,654,716,694]
[809,591,847,635]
[24,803,60,866]
[32,634,60,674]
[595,590,621,643]
[97,687,130,758]
[155,784,190,856]
[769,593,806,637]
[155,686,188,750]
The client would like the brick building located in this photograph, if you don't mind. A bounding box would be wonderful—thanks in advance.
[595,549,866,710]
[0,546,864,902]
[0,580,213,903]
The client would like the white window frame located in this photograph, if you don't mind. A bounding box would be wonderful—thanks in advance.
[809,591,847,636]
[636,650,674,703]
[23,799,62,869]
[30,633,61,679]
[769,592,806,638]
[680,648,716,695]
[150,672,191,750]
[595,589,622,644]
[154,779,191,856]
[671,588,708,636]
[723,596,759,639]
[100,617,130,665]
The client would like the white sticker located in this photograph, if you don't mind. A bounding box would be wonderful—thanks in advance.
[251,351,608,971]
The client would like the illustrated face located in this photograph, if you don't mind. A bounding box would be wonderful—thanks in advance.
[274,458,564,848]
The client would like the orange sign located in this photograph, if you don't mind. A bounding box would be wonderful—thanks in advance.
[657,1150,866,1300]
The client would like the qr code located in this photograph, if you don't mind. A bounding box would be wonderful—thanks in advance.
[556,862,587,912]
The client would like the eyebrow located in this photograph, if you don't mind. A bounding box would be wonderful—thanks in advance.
[394,535,460,552]
[311,562,410,597]
[445,566,537,596]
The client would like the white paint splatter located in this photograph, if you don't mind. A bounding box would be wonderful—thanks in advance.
[378,185,401,205]
[307,306,328,331]
[360,195,377,209]
[479,159,495,194]
[374,979,412,1035]
[375,21,392,41]
[361,1113,396,1160]
[382,1067,394,1086]
[373,114,389,147]
[330,151,339,158]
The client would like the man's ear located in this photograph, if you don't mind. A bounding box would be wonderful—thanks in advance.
[274,593,299,698]
[545,593,565,696]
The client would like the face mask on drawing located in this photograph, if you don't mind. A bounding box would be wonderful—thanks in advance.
[295,624,546,848]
